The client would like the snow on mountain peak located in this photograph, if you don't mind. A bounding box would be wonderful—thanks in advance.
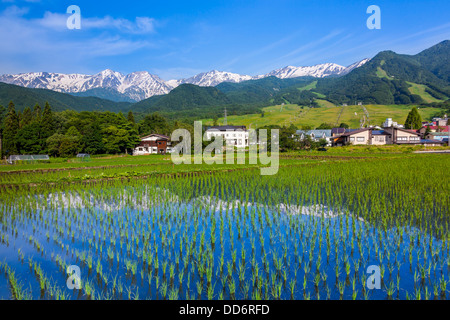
[176,70,253,87]
[0,59,369,101]
[263,63,347,79]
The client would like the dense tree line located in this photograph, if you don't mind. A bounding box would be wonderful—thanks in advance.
[0,101,192,158]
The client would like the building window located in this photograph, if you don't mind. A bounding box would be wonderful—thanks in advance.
[350,137,355,142]
[357,137,365,142]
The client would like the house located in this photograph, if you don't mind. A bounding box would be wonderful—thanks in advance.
[133,134,172,155]
[205,125,249,148]
[295,130,332,146]
[332,127,422,146]
[383,127,421,144]
[333,128,371,146]
[418,126,449,135]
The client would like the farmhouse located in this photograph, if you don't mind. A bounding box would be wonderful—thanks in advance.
[332,127,423,146]
[133,134,172,155]
[205,125,249,148]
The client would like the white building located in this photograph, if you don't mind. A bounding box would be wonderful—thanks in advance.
[382,118,404,128]
[205,126,249,148]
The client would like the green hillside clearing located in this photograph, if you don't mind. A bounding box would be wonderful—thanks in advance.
[406,82,443,103]
[202,104,442,129]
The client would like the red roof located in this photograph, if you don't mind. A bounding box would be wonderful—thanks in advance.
[403,129,420,134]
[421,126,449,132]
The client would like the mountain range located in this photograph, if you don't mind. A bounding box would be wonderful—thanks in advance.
[0,60,369,102]
[0,40,448,119]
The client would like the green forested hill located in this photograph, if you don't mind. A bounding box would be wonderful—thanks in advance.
[311,41,450,105]
[0,82,131,112]
[415,40,450,82]
[71,87,137,103]
[129,84,260,119]
[216,76,315,104]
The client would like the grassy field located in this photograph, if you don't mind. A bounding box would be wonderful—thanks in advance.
[1,146,448,186]
[203,104,442,129]
[406,82,443,103]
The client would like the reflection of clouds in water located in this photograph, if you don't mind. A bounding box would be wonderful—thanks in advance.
[40,190,355,220]
[41,187,180,212]
[193,196,346,219]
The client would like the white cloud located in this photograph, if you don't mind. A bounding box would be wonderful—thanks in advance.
[0,6,158,73]
[32,11,156,34]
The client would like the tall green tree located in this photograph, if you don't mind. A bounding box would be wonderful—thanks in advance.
[404,107,423,129]
[41,102,55,139]
[17,111,23,129]
[21,107,33,128]
[33,104,42,124]
[127,111,135,124]
[3,101,20,156]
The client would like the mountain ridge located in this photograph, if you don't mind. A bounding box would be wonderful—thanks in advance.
[0,59,369,102]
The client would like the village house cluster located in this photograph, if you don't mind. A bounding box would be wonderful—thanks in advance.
[132,116,450,155]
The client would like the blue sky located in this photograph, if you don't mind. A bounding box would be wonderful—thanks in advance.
[0,0,449,80]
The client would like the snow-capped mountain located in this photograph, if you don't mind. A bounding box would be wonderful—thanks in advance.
[338,58,370,76]
[0,69,172,101]
[262,63,346,79]
[0,59,369,101]
[177,70,253,87]
[260,59,370,79]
